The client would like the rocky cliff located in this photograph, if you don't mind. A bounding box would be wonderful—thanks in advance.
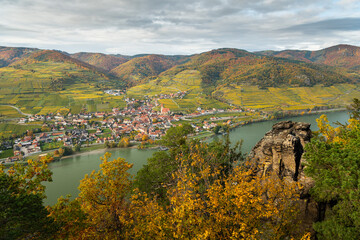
[248,121,318,233]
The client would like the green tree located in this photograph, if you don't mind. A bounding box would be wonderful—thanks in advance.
[305,125,360,239]
[0,174,55,239]
[348,98,360,120]
[305,99,360,239]
[0,157,56,239]
[160,123,194,148]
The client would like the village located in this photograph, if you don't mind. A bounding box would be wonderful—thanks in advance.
[1,96,249,163]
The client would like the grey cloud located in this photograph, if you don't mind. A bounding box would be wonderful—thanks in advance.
[283,18,360,34]
[1,0,360,55]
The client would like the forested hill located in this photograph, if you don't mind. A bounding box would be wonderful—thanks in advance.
[257,44,360,71]
[70,52,129,72]
[109,54,186,86]
[0,46,39,67]
[158,48,358,88]
[1,44,360,89]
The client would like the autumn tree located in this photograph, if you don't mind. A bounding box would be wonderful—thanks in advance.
[47,196,88,239]
[129,143,303,239]
[118,137,130,148]
[76,152,133,239]
[135,135,242,202]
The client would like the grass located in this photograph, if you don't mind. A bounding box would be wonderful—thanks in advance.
[41,141,64,151]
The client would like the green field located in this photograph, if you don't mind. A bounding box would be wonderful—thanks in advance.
[0,149,14,159]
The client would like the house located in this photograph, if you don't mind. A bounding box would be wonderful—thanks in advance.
[160,104,170,115]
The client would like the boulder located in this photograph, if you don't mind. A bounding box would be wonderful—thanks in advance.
[247,120,317,234]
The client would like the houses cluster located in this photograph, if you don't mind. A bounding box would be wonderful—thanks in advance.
[104,89,126,96]
[156,91,188,99]
[13,136,41,160]
[3,94,255,163]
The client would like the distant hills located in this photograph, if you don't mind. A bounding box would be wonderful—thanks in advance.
[70,52,128,72]
[257,44,360,71]
[1,44,360,88]
[158,48,358,88]
[0,44,359,113]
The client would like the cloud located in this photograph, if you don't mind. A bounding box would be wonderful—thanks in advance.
[0,0,359,54]
[283,18,360,34]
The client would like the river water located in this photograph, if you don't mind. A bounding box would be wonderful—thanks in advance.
[44,111,350,205]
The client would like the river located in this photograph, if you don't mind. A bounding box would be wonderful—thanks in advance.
[44,110,350,205]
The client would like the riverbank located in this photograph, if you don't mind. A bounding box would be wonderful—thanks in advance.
[2,107,349,167]
[42,110,351,206]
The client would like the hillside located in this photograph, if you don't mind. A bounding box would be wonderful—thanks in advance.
[128,48,360,111]
[0,50,126,115]
[110,54,182,86]
[71,52,129,72]
[0,45,359,114]
[0,46,40,67]
[258,44,360,71]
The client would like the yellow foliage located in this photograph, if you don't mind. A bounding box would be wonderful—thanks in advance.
[316,114,342,143]
[128,145,303,239]
[77,152,133,239]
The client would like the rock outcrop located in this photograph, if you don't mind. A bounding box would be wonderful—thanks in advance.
[248,121,317,233]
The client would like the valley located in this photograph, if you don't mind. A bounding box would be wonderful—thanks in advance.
[0,44,359,163]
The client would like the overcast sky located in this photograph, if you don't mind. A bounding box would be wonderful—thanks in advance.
[1,0,360,55]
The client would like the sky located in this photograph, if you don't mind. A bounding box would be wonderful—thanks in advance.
[1,0,360,55]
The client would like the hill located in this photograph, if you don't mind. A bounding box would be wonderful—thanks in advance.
[110,54,184,86]
[71,52,129,72]
[128,48,360,111]
[258,44,360,71]
[0,50,126,115]
[1,45,359,114]
[0,46,40,67]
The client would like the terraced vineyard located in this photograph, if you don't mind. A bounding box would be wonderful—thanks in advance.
[127,70,230,112]
[212,83,359,110]
[0,105,23,119]
[0,45,359,114]
[128,69,359,112]
[0,54,126,115]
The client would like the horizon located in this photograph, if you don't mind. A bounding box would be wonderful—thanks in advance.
[1,0,360,55]
[1,43,358,57]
